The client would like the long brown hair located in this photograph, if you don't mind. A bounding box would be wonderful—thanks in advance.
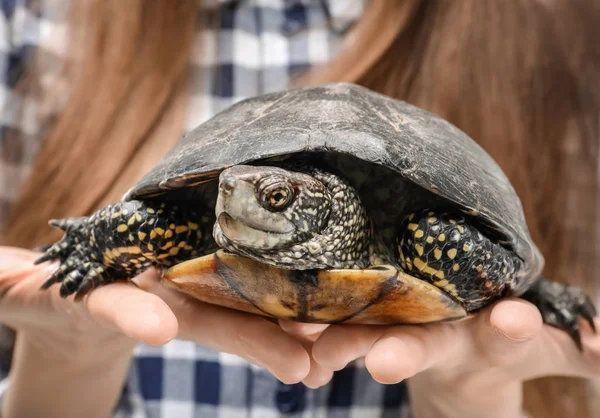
[4,1,599,416]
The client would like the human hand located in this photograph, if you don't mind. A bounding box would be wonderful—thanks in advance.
[308,298,599,418]
[0,246,311,383]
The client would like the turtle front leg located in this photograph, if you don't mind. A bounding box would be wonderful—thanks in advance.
[36,200,215,300]
[397,209,597,349]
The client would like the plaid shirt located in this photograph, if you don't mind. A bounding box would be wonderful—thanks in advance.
[0,0,411,416]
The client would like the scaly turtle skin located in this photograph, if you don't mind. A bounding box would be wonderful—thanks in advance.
[37,83,596,350]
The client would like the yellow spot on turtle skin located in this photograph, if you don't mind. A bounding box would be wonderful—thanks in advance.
[415,229,424,238]
[138,232,147,241]
[438,234,446,242]
[443,283,458,296]
[143,252,154,258]
[434,248,442,260]
[147,243,154,252]
[111,211,122,219]
[169,224,176,230]
[135,213,142,222]
[452,263,460,271]
[117,224,128,233]
[457,225,465,233]
[127,215,137,226]
[148,218,156,225]
[415,244,424,256]
[408,223,418,231]
[422,265,442,277]
[485,254,491,260]
[178,241,187,248]
[426,236,434,244]
[484,280,493,288]
[188,222,199,230]
[157,209,164,215]
[169,247,180,256]
[176,225,188,234]
[503,267,508,274]
[164,230,174,239]
[147,208,155,214]
[413,258,427,272]
[427,211,435,216]
[112,248,122,257]
[463,244,472,252]
[161,242,174,250]
[447,248,457,259]
[128,234,134,242]
[480,271,488,278]
[407,213,415,221]
[435,279,449,287]
[157,254,170,260]
[427,217,437,224]
[150,230,157,240]
[406,258,413,270]
[475,264,483,272]
[184,245,194,251]
[154,228,165,236]
[398,246,406,262]
[449,219,456,224]
[122,209,129,215]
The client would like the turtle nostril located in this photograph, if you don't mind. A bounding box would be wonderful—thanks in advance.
[220,178,235,194]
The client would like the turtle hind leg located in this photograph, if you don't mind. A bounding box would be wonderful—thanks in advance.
[521,278,597,351]
[396,209,523,311]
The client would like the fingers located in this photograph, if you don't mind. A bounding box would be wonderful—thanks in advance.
[479,298,543,364]
[312,299,546,385]
[312,325,387,370]
[278,320,329,340]
[278,320,333,388]
[364,324,463,384]
[141,277,311,384]
[85,270,178,346]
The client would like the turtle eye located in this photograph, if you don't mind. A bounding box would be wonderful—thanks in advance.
[262,184,294,211]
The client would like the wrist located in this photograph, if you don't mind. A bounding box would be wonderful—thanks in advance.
[407,372,523,418]
[16,328,136,370]
[3,331,135,418]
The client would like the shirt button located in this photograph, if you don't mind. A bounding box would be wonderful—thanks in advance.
[275,382,306,413]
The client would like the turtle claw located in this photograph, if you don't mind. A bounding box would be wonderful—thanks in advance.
[73,269,103,302]
[40,259,75,290]
[34,241,68,265]
[35,218,88,266]
[522,278,597,351]
[60,269,84,298]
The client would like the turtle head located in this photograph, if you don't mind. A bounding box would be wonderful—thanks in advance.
[214,165,331,250]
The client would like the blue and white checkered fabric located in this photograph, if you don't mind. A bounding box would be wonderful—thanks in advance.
[0,0,411,416]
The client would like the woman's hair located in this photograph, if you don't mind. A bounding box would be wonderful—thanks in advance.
[4,1,599,416]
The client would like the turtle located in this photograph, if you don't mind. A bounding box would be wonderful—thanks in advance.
[36,82,596,350]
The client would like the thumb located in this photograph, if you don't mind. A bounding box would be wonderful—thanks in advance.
[474,298,543,365]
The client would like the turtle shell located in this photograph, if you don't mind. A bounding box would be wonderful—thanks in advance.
[125,82,544,281]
